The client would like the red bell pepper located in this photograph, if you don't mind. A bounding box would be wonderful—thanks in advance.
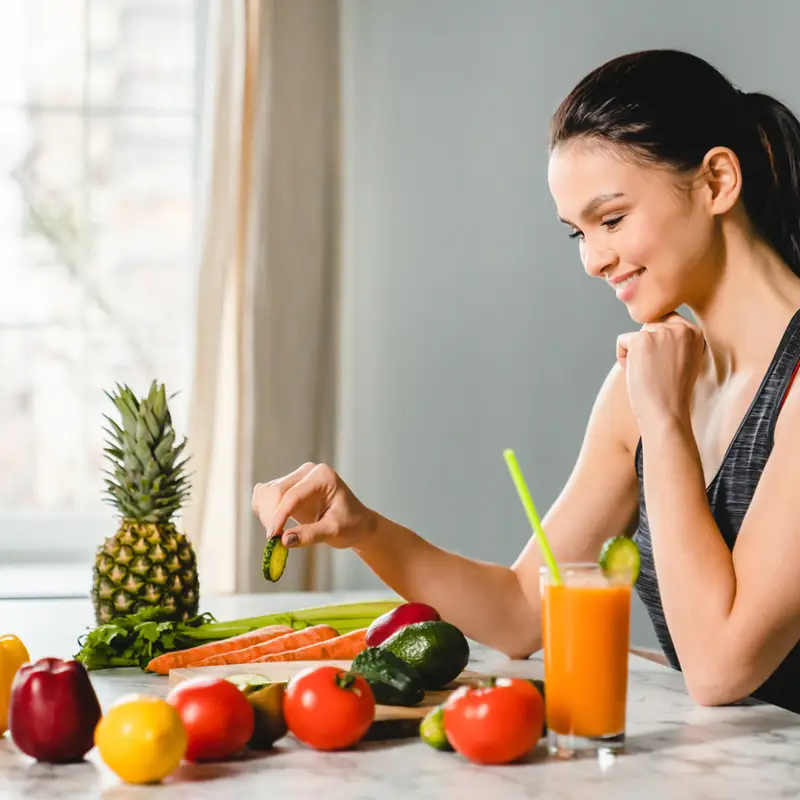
[9,657,102,763]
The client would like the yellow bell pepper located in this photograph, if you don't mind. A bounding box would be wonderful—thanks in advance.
[0,635,30,736]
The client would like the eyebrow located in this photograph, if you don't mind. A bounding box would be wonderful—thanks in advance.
[558,192,625,226]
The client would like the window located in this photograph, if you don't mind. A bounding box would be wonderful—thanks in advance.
[0,0,201,565]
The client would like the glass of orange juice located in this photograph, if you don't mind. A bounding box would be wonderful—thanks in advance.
[540,563,632,759]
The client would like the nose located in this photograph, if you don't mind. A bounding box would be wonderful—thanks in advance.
[581,239,618,278]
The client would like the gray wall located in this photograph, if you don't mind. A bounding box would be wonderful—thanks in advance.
[334,0,800,648]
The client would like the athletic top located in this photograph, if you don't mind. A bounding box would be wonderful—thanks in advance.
[634,308,800,713]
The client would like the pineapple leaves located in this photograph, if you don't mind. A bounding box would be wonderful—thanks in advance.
[102,381,192,522]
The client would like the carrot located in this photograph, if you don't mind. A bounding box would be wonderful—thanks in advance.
[191,625,341,667]
[254,628,368,662]
[146,624,294,674]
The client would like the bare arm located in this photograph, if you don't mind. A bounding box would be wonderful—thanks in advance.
[257,363,641,659]
[641,380,800,705]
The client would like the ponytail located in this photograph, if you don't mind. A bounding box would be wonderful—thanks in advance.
[742,92,800,276]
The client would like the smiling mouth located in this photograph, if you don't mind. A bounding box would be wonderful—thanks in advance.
[607,268,645,290]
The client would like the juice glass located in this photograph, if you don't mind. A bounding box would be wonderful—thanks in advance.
[540,563,631,759]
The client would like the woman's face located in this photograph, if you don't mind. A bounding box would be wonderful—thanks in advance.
[548,140,720,324]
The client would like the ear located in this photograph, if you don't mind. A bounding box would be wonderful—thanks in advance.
[700,146,742,216]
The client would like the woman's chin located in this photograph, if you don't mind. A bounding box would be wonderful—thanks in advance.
[625,298,678,326]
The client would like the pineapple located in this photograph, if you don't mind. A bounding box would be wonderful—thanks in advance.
[92,381,200,625]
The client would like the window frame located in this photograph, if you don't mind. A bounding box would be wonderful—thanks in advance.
[0,0,208,566]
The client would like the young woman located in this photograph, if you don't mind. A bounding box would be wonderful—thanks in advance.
[252,49,800,714]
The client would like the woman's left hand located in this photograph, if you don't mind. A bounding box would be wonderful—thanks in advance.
[616,312,706,430]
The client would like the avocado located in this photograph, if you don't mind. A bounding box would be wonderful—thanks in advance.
[350,647,425,706]
[244,682,287,749]
[380,621,470,690]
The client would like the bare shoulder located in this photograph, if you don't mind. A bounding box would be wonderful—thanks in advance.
[588,360,641,458]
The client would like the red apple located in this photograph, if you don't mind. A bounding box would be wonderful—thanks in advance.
[9,658,101,763]
[366,603,441,647]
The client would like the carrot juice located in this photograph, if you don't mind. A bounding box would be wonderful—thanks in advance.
[540,564,631,757]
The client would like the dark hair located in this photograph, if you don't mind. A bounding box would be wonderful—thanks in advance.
[550,49,800,276]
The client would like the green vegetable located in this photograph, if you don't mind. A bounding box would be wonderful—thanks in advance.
[419,704,452,751]
[225,674,272,692]
[598,535,641,583]
[262,537,289,582]
[74,600,402,671]
[350,648,425,706]
[380,621,470,690]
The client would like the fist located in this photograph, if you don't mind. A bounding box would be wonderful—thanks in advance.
[616,313,705,428]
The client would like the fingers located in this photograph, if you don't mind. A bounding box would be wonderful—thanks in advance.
[251,462,317,531]
[270,477,330,542]
[281,519,337,549]
[616,332,637,366]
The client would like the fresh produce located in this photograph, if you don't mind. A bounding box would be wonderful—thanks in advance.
[93,382,199,625]
[167,677,254,762]
[598,535,641,583]
[146,624,294,674]
[95,695,187,784]
[75,599,401,670]
[255,627,368,662]
[350,648,425,706]
[8,658,102,763]
[0,635,29,737]
[262,537,289,582]
[193,625,340,667]
[283,665,375,751]
[381,621,470,690]
[419,704,452,751]
[365,602,440,647]
[241,682,287,749]
[225,674,271,691]
[443,677,544,765]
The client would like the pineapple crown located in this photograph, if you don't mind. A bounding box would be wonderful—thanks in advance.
[103,381,191,523]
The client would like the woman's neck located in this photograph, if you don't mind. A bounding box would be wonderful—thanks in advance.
[688,229,800,384]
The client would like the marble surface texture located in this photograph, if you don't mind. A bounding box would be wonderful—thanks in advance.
[1,591,799,799]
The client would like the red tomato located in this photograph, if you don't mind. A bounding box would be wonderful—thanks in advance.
[167,677,254,762]
[443,677,544,765]
[283,665,375,751]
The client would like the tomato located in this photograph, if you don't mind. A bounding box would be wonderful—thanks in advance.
[283,666,375,751]
[443,677,544,765]
[167,677,254,762]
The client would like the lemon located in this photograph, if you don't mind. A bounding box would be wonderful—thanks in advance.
[95,695,187,785]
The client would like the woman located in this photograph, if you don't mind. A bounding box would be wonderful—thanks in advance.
[252,49,800,714]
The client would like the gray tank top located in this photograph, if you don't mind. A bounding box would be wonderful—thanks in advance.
[634,307,800,713]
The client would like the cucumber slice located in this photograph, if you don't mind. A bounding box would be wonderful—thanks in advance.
[598,536,640,583]
[262,537,290,582]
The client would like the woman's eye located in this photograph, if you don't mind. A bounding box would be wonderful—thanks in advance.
[568,229,584,240]
[602,216,624,230]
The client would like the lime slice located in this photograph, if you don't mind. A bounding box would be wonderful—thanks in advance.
[598,536,640,583]
[224,674,271,692]
[419,705,452,751]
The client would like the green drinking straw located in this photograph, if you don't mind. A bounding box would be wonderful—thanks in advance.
[503,448,562,585]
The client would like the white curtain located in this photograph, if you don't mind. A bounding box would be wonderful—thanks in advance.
[185,0,340,596]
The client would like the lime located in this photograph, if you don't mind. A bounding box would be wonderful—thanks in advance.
[419,705,452,751]
[598,536,641,583]
[224,674,271,692]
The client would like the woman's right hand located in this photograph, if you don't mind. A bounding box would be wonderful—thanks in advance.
[251,462,376,550]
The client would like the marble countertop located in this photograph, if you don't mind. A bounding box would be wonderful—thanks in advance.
[1,591,799,799]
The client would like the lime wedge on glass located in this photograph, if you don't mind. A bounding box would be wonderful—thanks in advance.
[598,536,640,583]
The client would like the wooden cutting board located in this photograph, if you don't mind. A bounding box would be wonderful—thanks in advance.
[170,660,488,724]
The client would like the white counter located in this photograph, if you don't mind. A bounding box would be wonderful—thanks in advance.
[1,592,798,799]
